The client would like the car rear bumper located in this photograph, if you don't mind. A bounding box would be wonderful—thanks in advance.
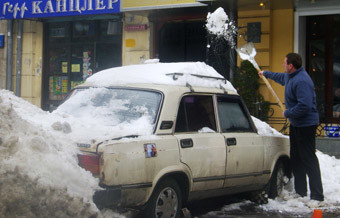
[93,187,122,208]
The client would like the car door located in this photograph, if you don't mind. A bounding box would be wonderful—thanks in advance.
[216,95,265,188]
[174,94,226,191]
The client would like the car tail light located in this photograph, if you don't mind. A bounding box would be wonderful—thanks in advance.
[77,153,100,176]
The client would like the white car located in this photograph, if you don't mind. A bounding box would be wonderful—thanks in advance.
[58,62,290,218]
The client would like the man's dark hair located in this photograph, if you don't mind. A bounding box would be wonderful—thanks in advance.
[286,53,302,69]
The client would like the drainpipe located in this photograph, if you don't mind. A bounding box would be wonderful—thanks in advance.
[6,20,13,91]
[228,0,238,83]
[16,20,23,97]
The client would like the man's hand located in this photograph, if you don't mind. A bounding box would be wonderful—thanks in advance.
[258,71,264,78]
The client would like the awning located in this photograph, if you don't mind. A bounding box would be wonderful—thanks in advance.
[120,0,207,12]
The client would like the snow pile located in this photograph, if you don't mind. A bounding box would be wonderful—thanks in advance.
[85,61,237,93]
[260,151,340,214]
[212,151,340,216]
[0,90,100,217]
[206,7,238,48]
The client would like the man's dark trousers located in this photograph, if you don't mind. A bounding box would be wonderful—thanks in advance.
[290,125,324,201]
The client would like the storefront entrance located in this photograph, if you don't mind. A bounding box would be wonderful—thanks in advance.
[42,20,122,111]
[307,14,340,122]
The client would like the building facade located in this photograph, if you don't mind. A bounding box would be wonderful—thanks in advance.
[0,0,339,135]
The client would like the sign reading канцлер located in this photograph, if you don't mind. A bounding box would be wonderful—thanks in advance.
[0,0,120,20]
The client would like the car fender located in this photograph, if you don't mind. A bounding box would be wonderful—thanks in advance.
[145,163,193,204]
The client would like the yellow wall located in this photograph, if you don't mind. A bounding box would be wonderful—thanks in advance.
[238,9,294,133]
[11,20,43,107]
[122,13,151,65]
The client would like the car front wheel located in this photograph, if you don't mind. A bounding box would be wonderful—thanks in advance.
[143,178,182,218]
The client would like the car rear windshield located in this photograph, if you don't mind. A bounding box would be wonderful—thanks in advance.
[56,87,162,126]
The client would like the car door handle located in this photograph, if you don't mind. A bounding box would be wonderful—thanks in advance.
[226,137,237,146]
[180,139,193,148]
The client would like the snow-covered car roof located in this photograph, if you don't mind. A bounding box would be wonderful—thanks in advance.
[81,61,237,93]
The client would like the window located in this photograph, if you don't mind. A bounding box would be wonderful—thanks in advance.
[175,95,216,133]
[307,15,340,122]
[217,96,253,133]
[43,20,122,111]
[58,88,162,126]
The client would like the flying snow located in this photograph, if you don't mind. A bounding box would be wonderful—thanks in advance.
[206,7,238,48]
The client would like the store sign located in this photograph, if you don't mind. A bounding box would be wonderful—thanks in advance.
[125,24,147,31]
[0,0,120,20]
[121,0,203,11]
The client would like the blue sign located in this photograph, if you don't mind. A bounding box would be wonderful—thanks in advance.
[0,34,4,48]
[0,0,120,20]
[325,126,340,138]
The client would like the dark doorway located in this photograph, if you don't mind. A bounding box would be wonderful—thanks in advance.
[159,21,207,62]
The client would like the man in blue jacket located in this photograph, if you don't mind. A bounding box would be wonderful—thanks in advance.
[259,53,324,202]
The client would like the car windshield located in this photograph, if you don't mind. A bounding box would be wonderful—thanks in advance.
[56,87,162,127]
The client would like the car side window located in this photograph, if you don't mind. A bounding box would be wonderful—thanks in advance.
[217,96,253,132]
[175,95,216,133]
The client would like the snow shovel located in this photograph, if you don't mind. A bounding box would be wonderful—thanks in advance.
[236,42,285,112]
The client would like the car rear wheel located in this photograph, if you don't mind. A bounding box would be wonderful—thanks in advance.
[143,178,182,218]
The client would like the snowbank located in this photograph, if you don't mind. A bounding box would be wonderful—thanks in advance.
[0,90,100,217]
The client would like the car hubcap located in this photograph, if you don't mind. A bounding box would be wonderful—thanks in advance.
[155,187,178,218]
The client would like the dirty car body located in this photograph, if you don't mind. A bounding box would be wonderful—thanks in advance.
[58,62,290,217]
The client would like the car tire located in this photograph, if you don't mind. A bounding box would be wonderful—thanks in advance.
[268,161,286,199]
[143,178,182,218]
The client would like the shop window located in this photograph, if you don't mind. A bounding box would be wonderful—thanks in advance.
[100,20,122,37]
[44,20,122,111]
[309,16,326,38]
[333,15,340,35]
[48,46,69,101]
[333,38,340,118]
[73,21,95,38]
[309,39,326,119]
[48,23,70,42]
[307,15,340,122]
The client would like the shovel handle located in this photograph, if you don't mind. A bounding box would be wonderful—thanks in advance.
[255,68,285,112]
